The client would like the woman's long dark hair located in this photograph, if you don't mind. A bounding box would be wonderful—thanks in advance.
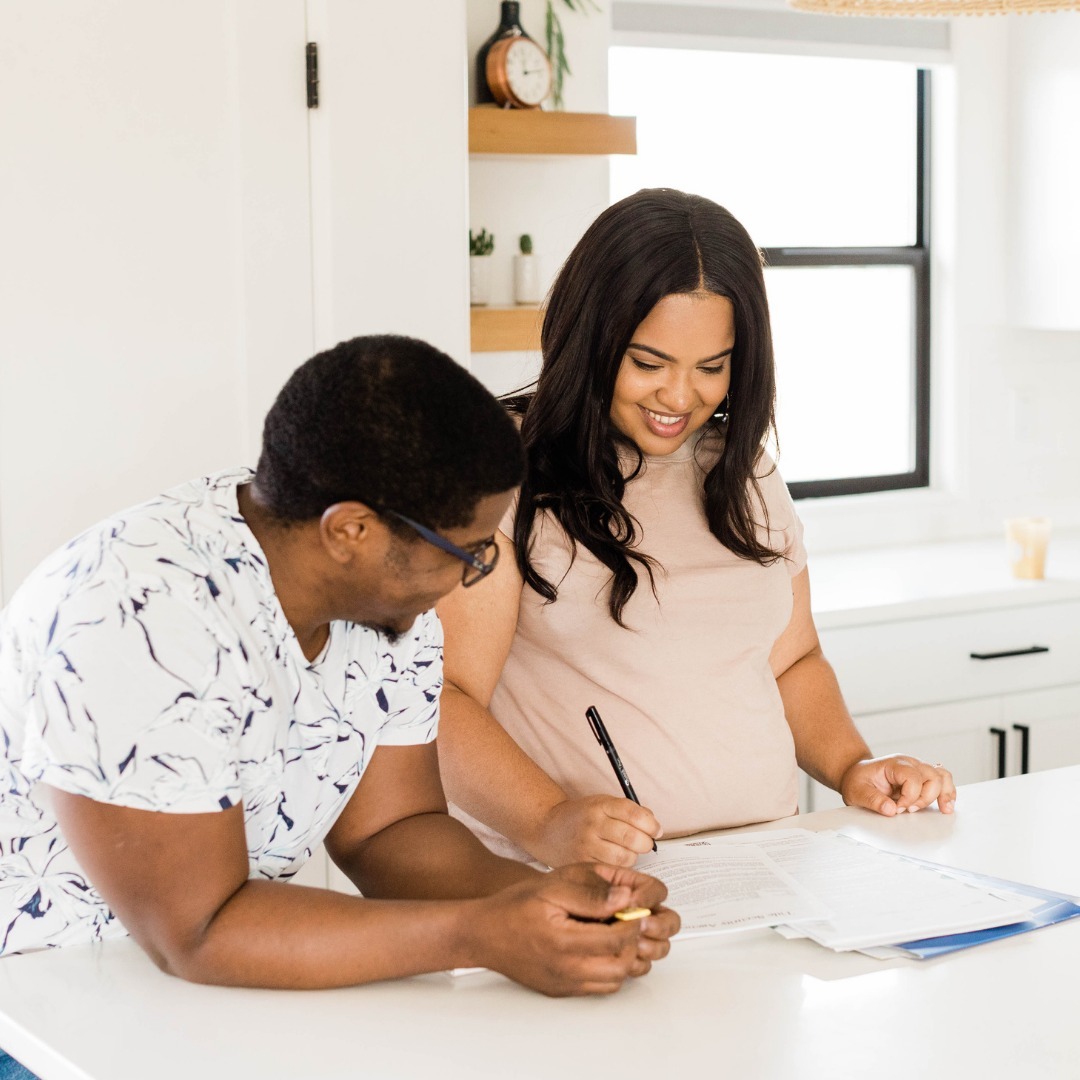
[510,188,781,627]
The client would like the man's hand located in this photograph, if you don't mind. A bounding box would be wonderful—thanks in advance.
[530,795,662,868]
[840,755,957,816]
[468,863,679,996]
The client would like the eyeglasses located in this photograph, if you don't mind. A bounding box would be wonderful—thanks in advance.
[382,509,500,588]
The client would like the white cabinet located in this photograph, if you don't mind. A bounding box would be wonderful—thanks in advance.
[806,596,1080,812]
[818,600,1080,716]
[1002,685,1080,776]
[0,0,470,602]
[0,1,312,597]
[1008,14,1080,330]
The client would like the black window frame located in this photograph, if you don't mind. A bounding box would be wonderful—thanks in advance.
[763,68,931,500]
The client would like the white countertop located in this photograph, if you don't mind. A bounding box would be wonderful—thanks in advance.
[810,532,1080,628]
[2,767,1079,1080]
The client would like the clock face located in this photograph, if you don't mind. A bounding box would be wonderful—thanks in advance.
[500,37,552,108]
[485,34,553,109]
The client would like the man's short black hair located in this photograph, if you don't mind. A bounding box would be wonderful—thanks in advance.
[255,335,524,531]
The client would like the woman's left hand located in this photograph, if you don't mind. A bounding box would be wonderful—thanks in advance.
[839,756,957,816]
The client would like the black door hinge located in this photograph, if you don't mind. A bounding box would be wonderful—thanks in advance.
[306,43,319,108]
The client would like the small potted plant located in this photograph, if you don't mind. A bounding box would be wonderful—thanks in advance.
[469,228,495,306]
[514,233,541,306]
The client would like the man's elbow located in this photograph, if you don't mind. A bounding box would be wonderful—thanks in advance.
[126,913,237,986]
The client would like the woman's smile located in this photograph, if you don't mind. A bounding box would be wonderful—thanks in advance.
[639,405,691,439]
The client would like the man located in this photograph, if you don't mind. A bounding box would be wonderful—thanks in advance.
[0,336,678,1004]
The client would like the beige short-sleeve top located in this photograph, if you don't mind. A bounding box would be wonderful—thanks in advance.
[477,431,806,853]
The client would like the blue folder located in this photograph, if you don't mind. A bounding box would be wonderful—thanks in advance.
[890,860,1080,960]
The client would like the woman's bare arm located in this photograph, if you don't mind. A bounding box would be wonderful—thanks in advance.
[437,530,660,867]
[773,567,955,815]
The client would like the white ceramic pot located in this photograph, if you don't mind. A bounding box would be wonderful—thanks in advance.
[513,253,540,305]
[469,255,492,306]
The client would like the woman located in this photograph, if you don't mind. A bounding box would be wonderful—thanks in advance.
[438,188,955,868]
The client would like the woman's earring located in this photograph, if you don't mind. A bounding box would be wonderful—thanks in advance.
[714,394,731,424]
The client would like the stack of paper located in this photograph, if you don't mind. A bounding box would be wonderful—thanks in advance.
[635,829,1080,958]
[860,861,1080,960]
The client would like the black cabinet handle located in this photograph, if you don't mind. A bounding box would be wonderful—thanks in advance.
[970,645,1050,661]
[990,727,1007,779]
[1013,723,1031,775]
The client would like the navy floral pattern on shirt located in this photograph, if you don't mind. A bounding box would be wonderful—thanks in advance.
[0,468,441,955]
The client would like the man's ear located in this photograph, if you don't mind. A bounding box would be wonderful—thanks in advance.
[319,502,381,565]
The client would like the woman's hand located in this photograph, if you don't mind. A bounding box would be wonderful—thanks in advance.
[839,755,957,816]
[530,795,663,868]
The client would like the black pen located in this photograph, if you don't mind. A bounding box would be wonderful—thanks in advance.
[585,705,657,852]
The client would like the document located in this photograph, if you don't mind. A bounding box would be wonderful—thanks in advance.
[860,861,1080,960]
[634,836,831,937]
[640,829,1033,951]
[748,830,1032,951]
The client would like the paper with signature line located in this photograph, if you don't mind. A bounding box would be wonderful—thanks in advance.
[634,838,831,937]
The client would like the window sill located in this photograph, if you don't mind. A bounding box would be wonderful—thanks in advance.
[796,485,966,554]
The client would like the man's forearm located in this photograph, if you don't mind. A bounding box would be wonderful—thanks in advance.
[155,879,485,989]
[160,813,538,989]
[777,648,871,792]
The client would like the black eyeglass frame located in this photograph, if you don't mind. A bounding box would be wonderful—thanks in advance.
[383,509,499,588]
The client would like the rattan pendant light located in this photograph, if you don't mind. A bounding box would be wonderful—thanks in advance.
[790,0,1080,15]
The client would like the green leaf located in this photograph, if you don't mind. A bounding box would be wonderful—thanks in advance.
[545,0,599,110]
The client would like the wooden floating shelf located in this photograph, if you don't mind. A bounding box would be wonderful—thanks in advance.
[468,107,636,156]
[470,306,543,353]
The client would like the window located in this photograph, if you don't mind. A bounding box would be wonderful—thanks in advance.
[610,48,930,498]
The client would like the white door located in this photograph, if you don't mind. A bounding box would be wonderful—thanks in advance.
[0,1,315,600]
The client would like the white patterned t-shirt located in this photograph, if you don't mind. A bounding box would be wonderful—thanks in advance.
[0,468,441,955]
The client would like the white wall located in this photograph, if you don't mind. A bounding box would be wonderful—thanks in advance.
[2,0,1077,604]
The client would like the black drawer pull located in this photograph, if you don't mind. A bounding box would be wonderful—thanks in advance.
[1013,723,1031,775]
[990,727,1007,779]
[970,645,1050,661]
